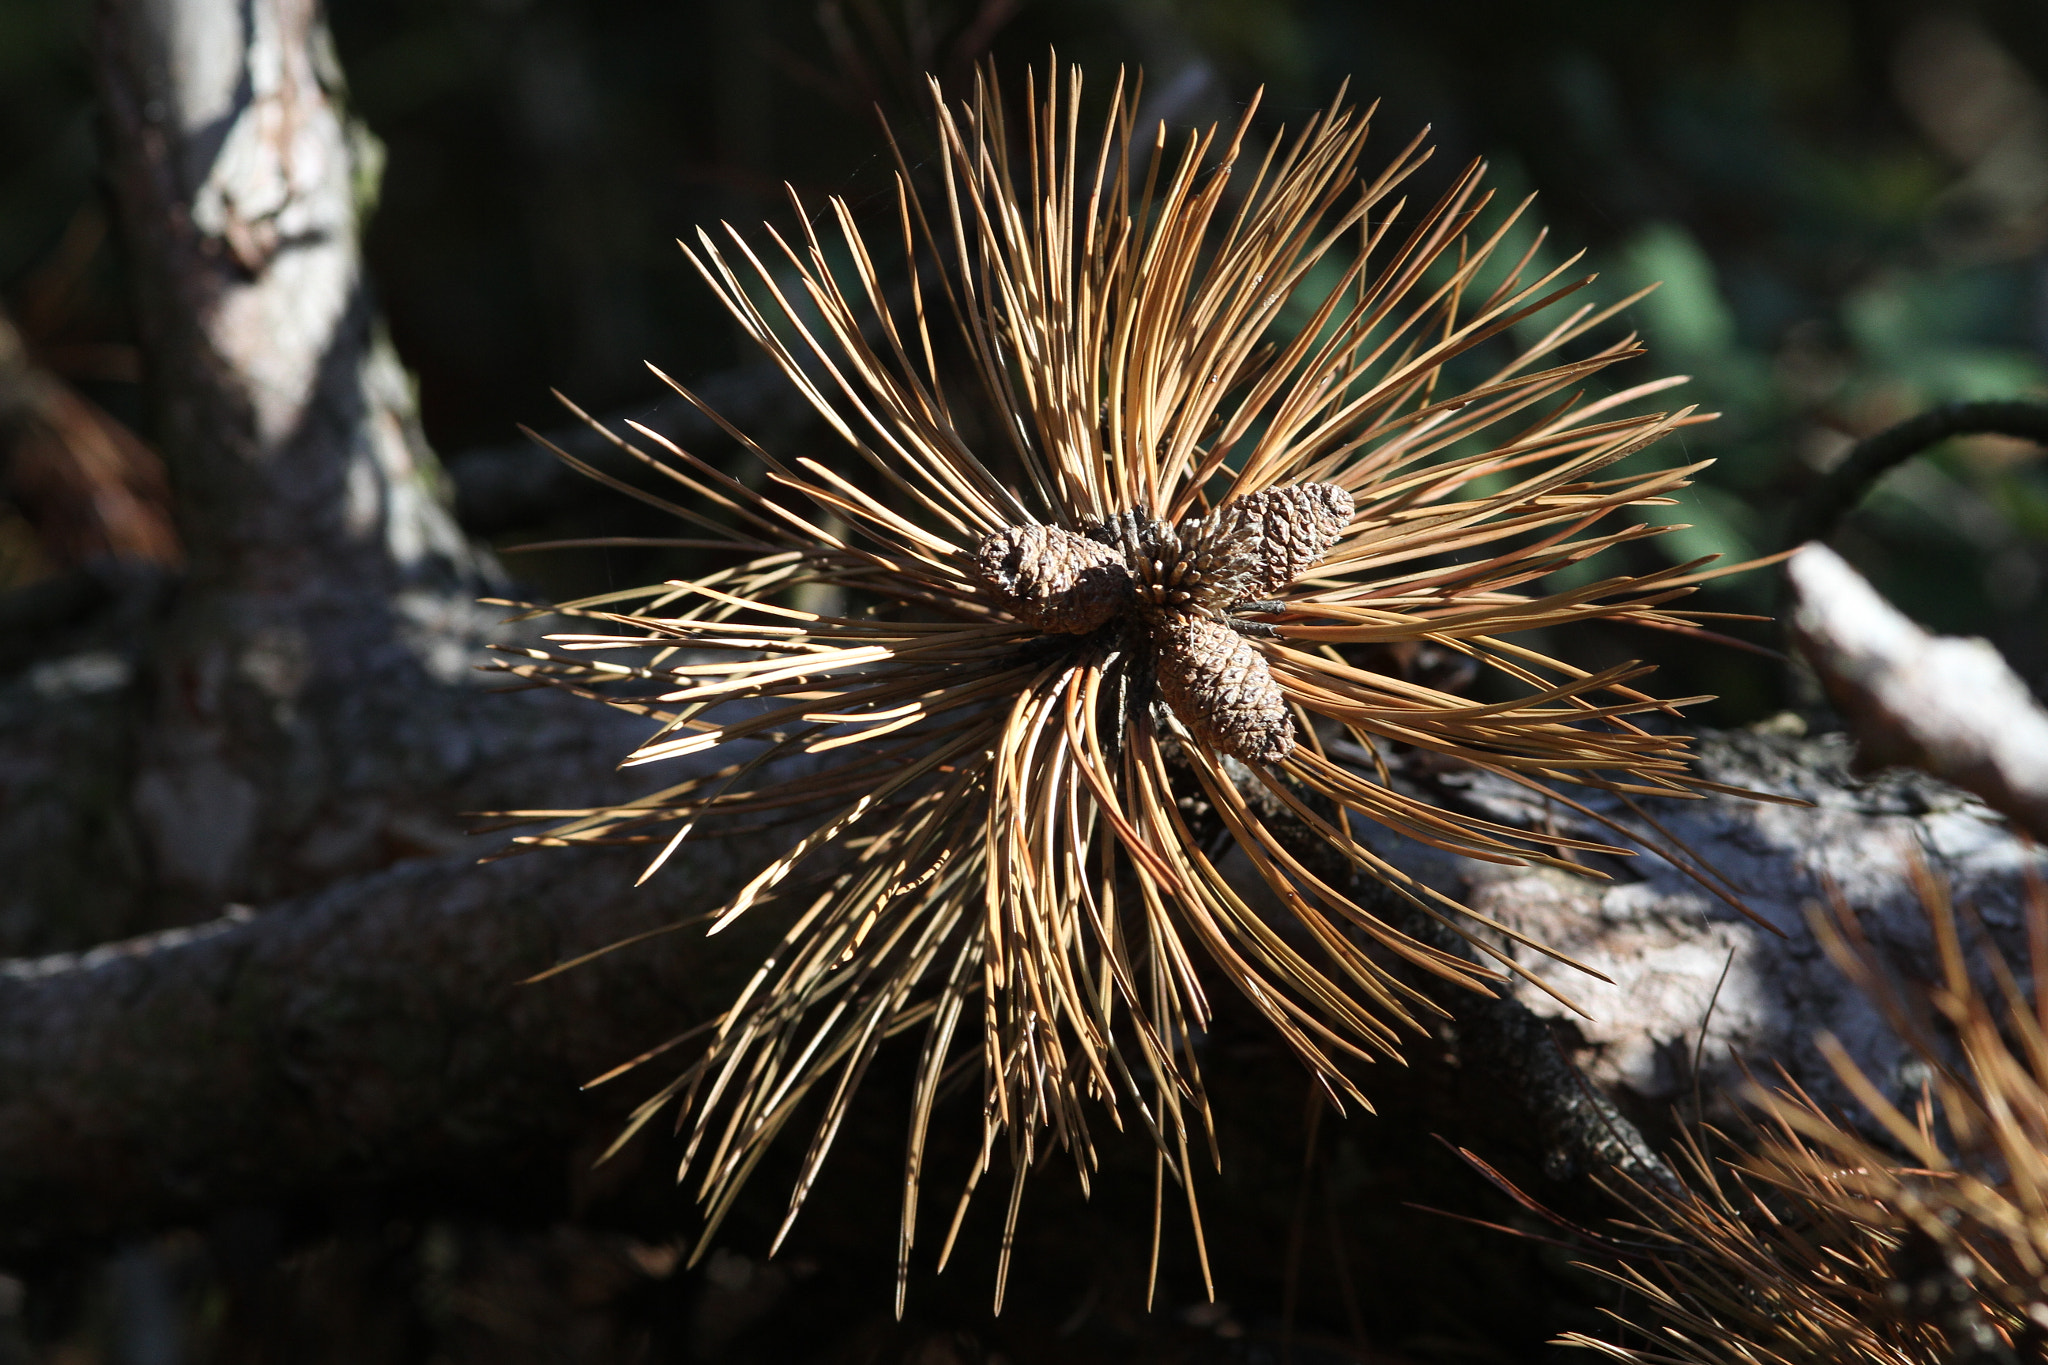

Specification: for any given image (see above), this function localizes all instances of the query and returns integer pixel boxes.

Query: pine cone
[1087,505,1265,615]
[1150,611,1297,763]
[1154,515,1266,613]
[1201,483,1353,595]
[975,523,1132,633]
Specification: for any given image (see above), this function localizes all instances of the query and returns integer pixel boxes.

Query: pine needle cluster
[494,65,1748,1308]
[1568,860,2048,1364]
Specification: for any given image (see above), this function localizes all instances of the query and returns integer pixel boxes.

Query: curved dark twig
[1787,400,2048,549]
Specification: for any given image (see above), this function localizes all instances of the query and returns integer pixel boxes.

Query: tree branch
[1789,541,2048,842]
[0,724,2037,1260]
[1349,725,2048,1140]
[0,837,748,1260]
[1785,399,2048,549]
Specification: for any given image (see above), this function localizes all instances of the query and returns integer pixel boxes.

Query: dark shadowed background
[3,0,2048,1361]
[10,0,2048,706]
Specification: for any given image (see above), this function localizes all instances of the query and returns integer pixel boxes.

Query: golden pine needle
[1566,858,2048,1363]
[494,64,1759,1312]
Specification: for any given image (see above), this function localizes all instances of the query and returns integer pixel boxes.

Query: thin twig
[1786,400,2048,549]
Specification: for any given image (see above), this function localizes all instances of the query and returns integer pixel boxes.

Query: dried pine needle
[492,63,1760,1315]
[1565,858,2048,1364]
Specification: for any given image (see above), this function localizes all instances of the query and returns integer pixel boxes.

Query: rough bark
[0,0,647,961]
[0,0,758,1269]
[0,839,756,1259]
[1390,726,2048,1131]
[89,0,507,910]
[1789,540,2048,842]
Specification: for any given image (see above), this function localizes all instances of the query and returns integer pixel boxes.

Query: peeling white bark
[1789,541,2048,842]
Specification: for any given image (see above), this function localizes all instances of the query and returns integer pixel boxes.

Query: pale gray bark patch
[1367,727,2047,1134]
[1791,541,2048,842]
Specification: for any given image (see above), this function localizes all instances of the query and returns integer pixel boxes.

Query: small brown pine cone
[975,523,1132,633]
[1206,483,1354,596]
[1150,611,1296,763]
[1151,512,1265,613]
[1091,509,1263,616]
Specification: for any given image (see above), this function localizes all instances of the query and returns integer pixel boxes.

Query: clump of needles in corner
[490,65,1758,1312]
[1566,859,2048,1364]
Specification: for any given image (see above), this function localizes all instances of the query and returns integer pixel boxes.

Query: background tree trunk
[0,0,645,960]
